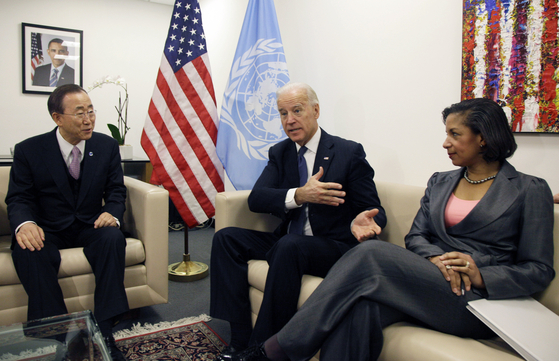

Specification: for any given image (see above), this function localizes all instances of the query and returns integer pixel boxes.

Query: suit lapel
[313,129,335,178]
[77,138,99,208]
[41,129,75,206]
[60,66,71,84]
[286,129,335,186]
[449,161,519,234]
[431,161,520,238]
[429,170,459,238]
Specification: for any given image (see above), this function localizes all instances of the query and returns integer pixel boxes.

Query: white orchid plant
[88,76,130,145]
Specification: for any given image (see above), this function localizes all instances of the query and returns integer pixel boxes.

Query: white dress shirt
[56,128,85,167]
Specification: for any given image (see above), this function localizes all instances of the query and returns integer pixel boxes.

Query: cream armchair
[0,166,169,326]
[215,181,559,361]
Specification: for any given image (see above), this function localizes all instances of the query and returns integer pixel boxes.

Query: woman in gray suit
[230,98,556,361]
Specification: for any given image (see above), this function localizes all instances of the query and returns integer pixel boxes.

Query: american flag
[141,0,224,228]
[30,32,43,80]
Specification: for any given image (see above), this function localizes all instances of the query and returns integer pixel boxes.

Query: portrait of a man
[22,23,82,94]
[32,38,75,87]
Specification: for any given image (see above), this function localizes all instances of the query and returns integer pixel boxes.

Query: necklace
[464,170,497,184]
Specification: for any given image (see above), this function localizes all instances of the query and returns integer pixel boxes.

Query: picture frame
[461,1,559,133]
[22,23,83,95]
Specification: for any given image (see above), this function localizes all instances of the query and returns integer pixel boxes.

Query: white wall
[2,0,559,193]
[0,0,171,160]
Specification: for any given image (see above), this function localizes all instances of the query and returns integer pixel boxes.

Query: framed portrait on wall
[22,23,83,95]
[461,1,559,133]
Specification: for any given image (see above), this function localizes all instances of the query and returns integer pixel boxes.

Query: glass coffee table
[0,310,111,360]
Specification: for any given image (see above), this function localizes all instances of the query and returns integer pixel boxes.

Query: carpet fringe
[113,314,212,340]
[0,345,57,361]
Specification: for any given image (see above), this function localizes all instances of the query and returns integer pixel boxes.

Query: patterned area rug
[114,315,227,360]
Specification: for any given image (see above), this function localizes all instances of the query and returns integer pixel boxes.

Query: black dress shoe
[103,335,126,360]
[237,343,270,361]
[217,345,239,360]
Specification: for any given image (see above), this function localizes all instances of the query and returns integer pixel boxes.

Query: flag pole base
[168,253,209,282]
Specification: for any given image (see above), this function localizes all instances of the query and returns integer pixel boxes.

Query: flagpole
[168,224,209,282]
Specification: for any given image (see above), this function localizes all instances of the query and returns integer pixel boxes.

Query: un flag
[216,0,290,190]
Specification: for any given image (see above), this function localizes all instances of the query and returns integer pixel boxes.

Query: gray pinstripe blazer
[405,161,555,299]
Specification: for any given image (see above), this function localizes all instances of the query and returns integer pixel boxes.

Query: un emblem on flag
[221,39,290,161]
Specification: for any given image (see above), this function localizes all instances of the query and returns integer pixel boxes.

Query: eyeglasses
[61,110,97,120]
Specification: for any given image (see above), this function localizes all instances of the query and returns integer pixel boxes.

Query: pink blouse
[444,193,479,228]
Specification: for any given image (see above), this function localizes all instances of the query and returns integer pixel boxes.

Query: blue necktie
[290,146,308,235]
[50,68,59,87]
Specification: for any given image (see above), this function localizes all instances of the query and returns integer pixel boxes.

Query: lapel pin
[324,157,329,160]
[89,152,93,156]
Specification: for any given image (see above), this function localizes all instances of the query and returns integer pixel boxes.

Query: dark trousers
[209,227,353,348]
[12,221,129,323]
[276,240,495,361]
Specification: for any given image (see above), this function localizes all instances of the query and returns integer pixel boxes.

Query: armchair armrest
[123,176,169,304]
[215,191,281,232]
[533,205,559,316]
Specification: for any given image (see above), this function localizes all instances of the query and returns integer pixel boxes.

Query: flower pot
[119,144,133,160]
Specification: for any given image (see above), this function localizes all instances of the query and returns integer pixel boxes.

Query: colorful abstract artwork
[461,0,559,133]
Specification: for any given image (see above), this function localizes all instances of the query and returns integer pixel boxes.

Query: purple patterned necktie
[69,146,81,179]
[289,146,308,235]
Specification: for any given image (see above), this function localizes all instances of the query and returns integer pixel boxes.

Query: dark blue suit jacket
[32,64,75,87]
[6,128,126,248]
[248,129,386,245]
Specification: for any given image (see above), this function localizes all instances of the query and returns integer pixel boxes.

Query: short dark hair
[48,38,66,50]
[442,98,517,163]
[47,84,87,116]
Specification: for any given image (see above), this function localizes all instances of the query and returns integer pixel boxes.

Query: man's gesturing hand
[294,166,345,206]
[351,209,382,242]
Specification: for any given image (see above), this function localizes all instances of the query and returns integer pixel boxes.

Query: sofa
[0,166,169,326]
[215,181,559,360]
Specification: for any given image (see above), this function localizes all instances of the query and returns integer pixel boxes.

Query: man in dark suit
[212,82,386,359]
[32,38,75,87]
[6,84,127,360]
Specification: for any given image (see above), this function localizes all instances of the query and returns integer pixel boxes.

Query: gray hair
[276,82,319,106]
